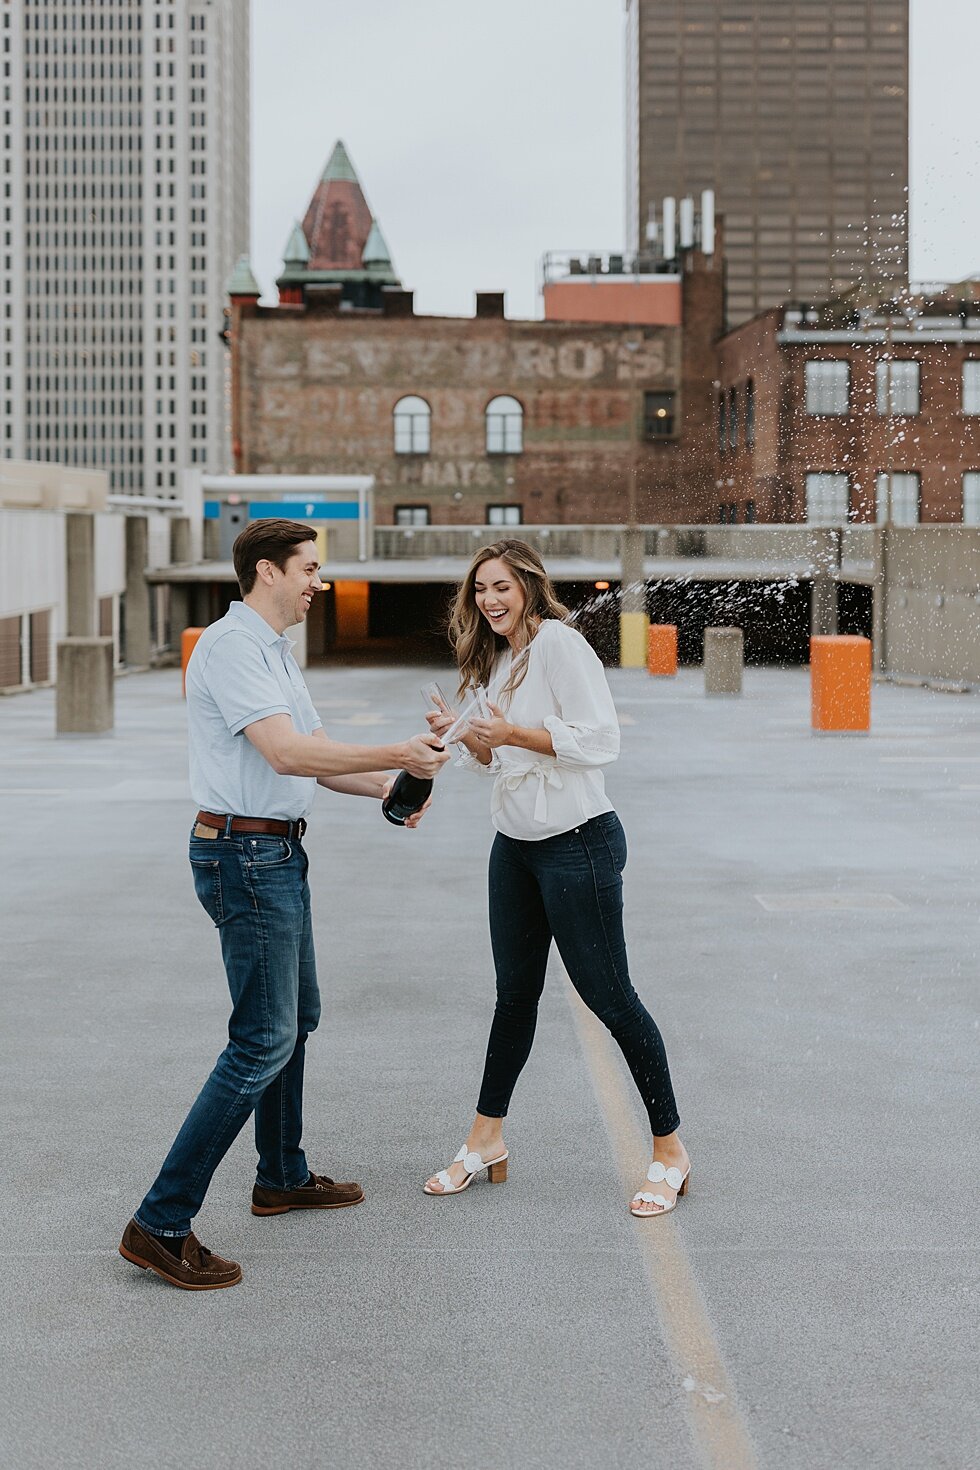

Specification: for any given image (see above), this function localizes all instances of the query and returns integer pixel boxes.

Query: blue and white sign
[248,501,360,521]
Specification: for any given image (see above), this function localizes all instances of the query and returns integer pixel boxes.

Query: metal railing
[372,524,877,568]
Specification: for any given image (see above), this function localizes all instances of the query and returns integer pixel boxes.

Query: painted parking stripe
[565,979,759,1470]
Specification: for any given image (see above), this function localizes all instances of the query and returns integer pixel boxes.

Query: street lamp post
[872,312,894,673]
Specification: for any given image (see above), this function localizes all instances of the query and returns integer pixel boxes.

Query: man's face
[275,541,322,626]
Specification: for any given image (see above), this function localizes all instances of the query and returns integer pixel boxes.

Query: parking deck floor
[1,662,977,1469]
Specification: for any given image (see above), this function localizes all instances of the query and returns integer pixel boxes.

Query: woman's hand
[467,702,514,750]
[425,709,456,741]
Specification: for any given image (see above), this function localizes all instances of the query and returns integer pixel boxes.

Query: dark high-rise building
[626,1,909,325]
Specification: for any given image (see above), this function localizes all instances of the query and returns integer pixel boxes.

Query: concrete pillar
[619,525,649,667]
[810,527,840,638]
[203,518,221,560]
[872,527,889,673]
[169,582,192,648]
[704,626,744,695]
[657,526,679,557]
[56,638,114,735]
[124,515,151,667]
[65,513,96,637]
[170,515,192,564]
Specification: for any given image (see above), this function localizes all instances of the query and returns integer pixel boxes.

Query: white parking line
[565,979,759,1470]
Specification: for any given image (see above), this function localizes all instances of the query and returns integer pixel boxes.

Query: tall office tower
[1,0,249,495]
[626,1,909,325]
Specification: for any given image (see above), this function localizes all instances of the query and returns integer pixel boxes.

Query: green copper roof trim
[321,139,359,184]
[226,255,261,296]
[362,219,393,271]
[282,221,310,266]
[307,267,400,285]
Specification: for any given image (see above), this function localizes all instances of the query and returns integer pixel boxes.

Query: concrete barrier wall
[884,527,980,682]
[0,508,67,624]
[372,522,877,571]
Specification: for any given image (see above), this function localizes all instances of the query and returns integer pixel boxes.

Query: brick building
[228,144,725,527]
[716,288,980,525]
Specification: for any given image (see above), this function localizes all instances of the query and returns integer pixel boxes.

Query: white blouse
[457,618,620,841]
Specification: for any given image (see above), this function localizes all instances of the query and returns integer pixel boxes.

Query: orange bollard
[647,623,678,677]
[810,635,871,733]
[181,627,205,697]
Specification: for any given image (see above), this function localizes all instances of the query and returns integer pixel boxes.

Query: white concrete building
[0,460,123,690]
[0,0,249,497]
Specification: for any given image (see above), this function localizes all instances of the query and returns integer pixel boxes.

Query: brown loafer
[119,1218,242,1291]
[251,1171,364,1215]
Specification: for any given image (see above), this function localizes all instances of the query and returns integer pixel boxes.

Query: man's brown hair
[232,519,318,595]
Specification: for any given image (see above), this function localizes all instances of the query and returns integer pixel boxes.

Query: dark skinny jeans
[477,811,680,1135]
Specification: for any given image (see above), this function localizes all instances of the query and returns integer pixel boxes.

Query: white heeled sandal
[630,1161,690,1217]
[423,1144,509,1196]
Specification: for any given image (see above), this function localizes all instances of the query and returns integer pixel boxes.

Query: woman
[423,540,688,1217]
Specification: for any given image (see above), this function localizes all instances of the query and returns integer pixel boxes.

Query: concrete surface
[1,663,978,1470]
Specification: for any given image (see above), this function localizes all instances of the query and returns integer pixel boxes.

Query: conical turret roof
[277,141,401,293]
[226,255,261,297]
[302,139,375,273]
[362,220,393,272]
[282,221,310,267]
[320,139,358,185]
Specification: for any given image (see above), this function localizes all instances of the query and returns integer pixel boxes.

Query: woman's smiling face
[474,558,527,644]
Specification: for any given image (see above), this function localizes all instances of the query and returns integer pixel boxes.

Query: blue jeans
[477,812,680,1136]
[135,827,320,1237]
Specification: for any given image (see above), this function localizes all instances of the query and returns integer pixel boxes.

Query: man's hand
[382,778,433,828]
[467,703,514,751]
[403,733,450,780]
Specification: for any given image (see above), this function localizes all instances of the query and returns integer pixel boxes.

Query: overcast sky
[251,0,980,317]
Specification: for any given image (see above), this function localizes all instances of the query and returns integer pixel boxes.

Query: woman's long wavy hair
[449,539,569,701]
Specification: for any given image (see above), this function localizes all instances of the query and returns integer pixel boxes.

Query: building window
[963,361,980,415]
[963,473,980,525]
[394,505,430,527]
[876,360,920,416]
[876,472,920,526]
[487,504,522,526]
[805,472,850,525]
[745,499,756,523]
[393,396,431,454]
[728,387,738,448]
[718,392,727,456]
[643,390,676,439]
[485,395,523,454]
[805,361,850,416]
[746,379,755,447]
[718,503,738,524]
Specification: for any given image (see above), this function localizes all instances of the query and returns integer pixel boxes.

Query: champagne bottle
[381,768,438,826]
[383,686,447,825]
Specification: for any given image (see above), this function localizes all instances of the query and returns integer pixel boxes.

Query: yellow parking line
[565,981,759,1470]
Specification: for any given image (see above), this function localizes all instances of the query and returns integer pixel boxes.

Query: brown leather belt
[195,810,307,839]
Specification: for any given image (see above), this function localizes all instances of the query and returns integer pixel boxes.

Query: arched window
[393,395,431,454]
[485,395,523,454]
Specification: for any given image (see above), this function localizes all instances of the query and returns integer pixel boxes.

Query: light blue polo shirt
[186,601,321,821]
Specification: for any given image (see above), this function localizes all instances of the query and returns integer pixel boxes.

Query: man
[119,520,447,1290]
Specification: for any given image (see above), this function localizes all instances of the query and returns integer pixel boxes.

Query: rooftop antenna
[701,189,716,256]
[679,196,695,250]
[662,197,677,261]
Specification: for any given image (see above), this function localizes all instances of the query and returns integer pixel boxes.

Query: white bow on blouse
[491,762,564,825]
